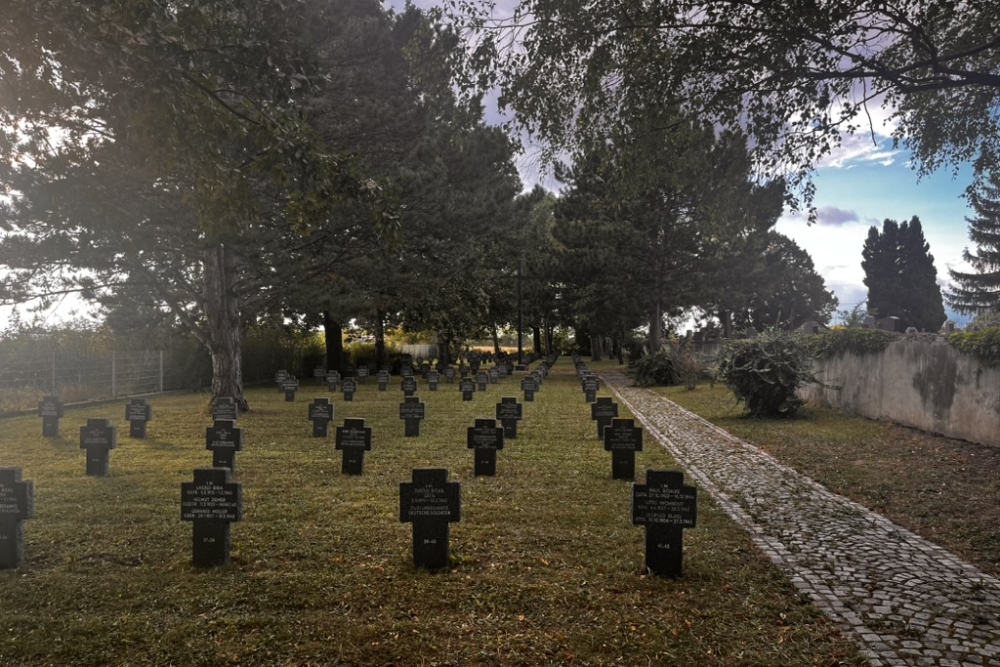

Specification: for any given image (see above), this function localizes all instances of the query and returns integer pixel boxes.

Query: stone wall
[800,335,1000,447]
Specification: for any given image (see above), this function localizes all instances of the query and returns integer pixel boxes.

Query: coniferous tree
[947,173,1000,315]
[862,216,946,331]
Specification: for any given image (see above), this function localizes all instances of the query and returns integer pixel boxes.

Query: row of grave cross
[4,457,695,575]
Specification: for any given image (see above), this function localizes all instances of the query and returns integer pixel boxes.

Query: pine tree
[862,217,946,331]
[947,173,1000,315]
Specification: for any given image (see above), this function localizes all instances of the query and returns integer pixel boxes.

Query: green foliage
[630,350,681,387]
[947,327,1000,368]
[805,328,897,359]
[717,330,815,418]
[453,0,1000,206]
[862,216,946,332]
[947,171,1000,314]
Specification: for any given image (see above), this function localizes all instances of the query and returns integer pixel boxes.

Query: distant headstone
[427,370,441,391]
[497,365,508,380]
[459,378,476,401]
[488,369,499,385]
[342,378,357,402]
[495,397,523,439]
[444,367,456,384]
[37,395,64,438]
[308,398,334,437]
[399,396,426,437]
[357,366,369,385]
[275,370,289,392]
[583,377,598,403]
[205,419,243,470]
[591,397,619,440]
[420,361,431,377]
[212,397,238,422]
[467,418,504,476]
[79,418,117,477]
[400,366,413,378]
[401,376,418,398]
[377,370,391,392]
[877,316,901,332]
[327,370,341,392]
[313,366,326,385]
[335,418,372,475]
[632,470,697,577]
[400,468,460,570]
[181,468,242,567]
[282,377,299,402]
[0,468,34,569]
[476,372,488,391]
[125,398,153,438]
[604,418,643,480]
[520,377,537,402]
[345,363,356,377]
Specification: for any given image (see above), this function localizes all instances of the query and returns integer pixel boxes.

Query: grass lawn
[655,376,1000,577]
[0,362,863,666]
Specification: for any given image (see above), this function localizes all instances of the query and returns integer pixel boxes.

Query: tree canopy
[452,0,1000,204]
[947,172,1000,315]
[862,216,945,331]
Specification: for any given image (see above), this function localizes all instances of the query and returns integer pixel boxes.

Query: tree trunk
[721,309,733,338]
[438,331,453,367]
[203,244,247,411]
[323,311,345,373]
[649,302,662,353]
[591,333,604,361]
[373,308,386,370]
[545,324,554,355]
[491,326,501,355]
[532,326,542,357]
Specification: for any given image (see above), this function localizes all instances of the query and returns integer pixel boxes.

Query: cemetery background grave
[0,361,865,667]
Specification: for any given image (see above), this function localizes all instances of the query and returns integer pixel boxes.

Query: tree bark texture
[323,311,345,373]
[203,244,248,411]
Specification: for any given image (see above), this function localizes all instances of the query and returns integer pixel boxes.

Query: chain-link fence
[0,347,211,413]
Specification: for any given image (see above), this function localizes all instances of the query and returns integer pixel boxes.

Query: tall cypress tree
[862,216,946,331]
[947,174,1000,315]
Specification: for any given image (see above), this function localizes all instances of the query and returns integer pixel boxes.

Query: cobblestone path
[604,372,1000,667]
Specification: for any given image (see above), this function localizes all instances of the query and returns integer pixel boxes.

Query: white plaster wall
[800,336,1000,447]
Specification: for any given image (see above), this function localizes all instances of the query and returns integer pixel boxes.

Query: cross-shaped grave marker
[282,377,300,402]
[342,377,357,402]
[357,366,369,385]
[520,377,537,402]
[400,468,461,569]
[275,369,289,393]
[399,396,426,437]
[377,370,391,392]
[313,366,327,385]
[475,371,488,392]
[79,418,117,476]
[327,370,341,392]
[308,398,335,437]
[125,398,153,438]
[335,418,372,475]
[459,378,476,401]
[206,419,243,470]
[495,397,523,439]
[212,397,239,422]
[632,470,697,577]
[444,367,456,384]
[427,370,441,391]
[181,468,242,567]
[37,395,64,438]
[604,418,643,481]
[0,468,34,569]
[591,397,619,441]
[401,376,418,398]
[582,376,599,403]
[467,418,504,476]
